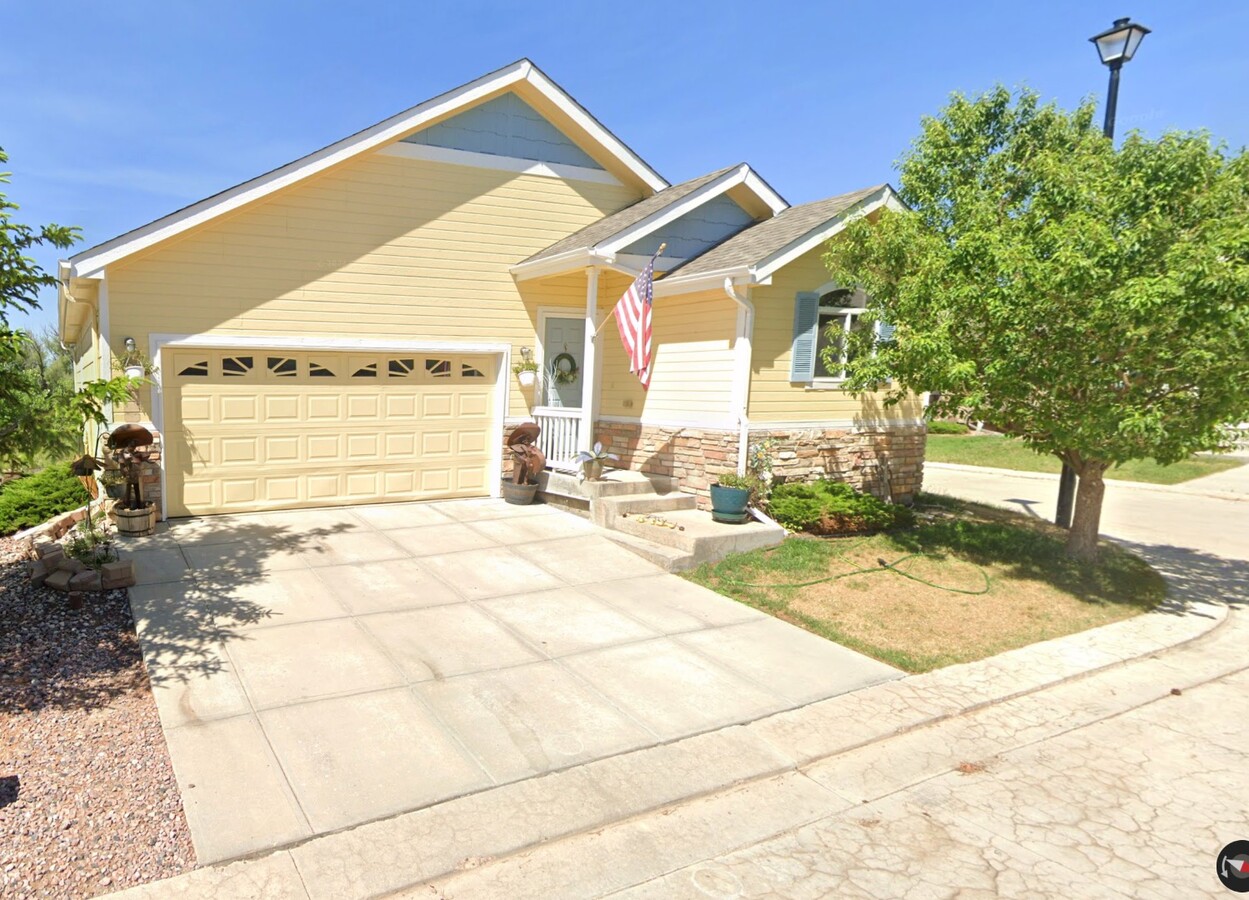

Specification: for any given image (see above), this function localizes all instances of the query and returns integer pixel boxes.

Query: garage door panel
[164,348,497,516]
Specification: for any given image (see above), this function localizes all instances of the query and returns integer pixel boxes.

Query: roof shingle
[663,184,887,278]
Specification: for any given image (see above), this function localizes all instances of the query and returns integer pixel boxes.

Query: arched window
[815,286,869,380]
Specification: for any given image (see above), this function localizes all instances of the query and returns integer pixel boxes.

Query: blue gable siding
[401,92,603,170]
[620,195,755,259]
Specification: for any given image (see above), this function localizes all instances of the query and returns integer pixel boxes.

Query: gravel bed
[0,536,194,897]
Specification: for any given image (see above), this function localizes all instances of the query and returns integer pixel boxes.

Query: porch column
[579,266,600,453]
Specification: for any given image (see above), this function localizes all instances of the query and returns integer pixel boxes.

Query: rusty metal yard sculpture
[503,422,545,504]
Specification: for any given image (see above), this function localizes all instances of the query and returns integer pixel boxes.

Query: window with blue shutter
[877,321,896,342]
[789,291,820,382]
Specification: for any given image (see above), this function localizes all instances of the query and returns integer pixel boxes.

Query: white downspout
[724,277,754,476]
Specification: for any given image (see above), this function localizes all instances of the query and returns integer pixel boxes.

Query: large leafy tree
[823,88,1249,561]
[1,148,133,471]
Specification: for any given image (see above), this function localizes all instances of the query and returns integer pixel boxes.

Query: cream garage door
[162,348,496,516]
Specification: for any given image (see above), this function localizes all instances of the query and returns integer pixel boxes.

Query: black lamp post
[1055,16,1151,530]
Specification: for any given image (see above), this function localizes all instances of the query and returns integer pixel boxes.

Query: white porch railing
[534,407,581,472]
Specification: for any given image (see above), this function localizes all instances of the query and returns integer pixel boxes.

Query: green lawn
[925,434,1245,485]
[685,495,1163,673]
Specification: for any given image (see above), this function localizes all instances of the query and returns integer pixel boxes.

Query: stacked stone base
[25,541,138,609]
[592,421,925,507]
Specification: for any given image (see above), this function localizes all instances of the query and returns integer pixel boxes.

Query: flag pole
[592,243,665,338]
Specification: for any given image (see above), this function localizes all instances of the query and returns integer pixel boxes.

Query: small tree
[823,87,1249,561]
[1,148,135,469]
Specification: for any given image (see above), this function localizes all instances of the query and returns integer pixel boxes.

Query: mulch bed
[0,536,194,897]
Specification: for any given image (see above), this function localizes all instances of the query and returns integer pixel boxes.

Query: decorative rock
[60,558,88,575]
[45,569,74,593]
[69,570,103,592]
[34,541,61,560]
[101,560,137,590]
[26,558,50,585]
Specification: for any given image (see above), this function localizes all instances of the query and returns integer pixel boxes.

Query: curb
[107,592,1230,900]
[923,461,1248,502]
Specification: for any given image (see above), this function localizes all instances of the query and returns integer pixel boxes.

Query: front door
[542,316,585,408]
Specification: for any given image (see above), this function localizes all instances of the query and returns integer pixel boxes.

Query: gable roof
[655,184,901,293]
[512,162,788,280]
[66,59,668,278]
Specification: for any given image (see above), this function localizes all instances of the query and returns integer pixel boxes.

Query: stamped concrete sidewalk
[119,499,898,865]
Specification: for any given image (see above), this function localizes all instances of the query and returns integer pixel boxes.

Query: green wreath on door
[549,352,579,385]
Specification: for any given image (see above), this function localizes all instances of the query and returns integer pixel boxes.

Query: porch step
[592,491,698,529]
[598,530,694,572]
[610,508,785,571]
[538,468,680,503]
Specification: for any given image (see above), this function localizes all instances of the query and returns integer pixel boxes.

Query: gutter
[723,276,755,476]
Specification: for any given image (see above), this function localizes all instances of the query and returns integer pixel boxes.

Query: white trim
[615,252,687,273]
[747,419,926,431]
[98,275,113,422]
[376,142,622,185]
[598,165,762,256]
[524,64,667,193]
[753,187,895,281]
[510,248,607,281]
[652,266,759,298]
[597,414,737,431]
[149,333,511,518]
[67,59,667,277]
[580,267,600,453]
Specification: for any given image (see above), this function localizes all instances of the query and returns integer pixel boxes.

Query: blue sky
[6,1,1248,333]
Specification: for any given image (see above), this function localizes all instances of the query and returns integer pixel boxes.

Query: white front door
[541,316,585,409]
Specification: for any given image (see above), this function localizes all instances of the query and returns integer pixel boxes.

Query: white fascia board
[652,266,756,298]
[525,64,667,193]
[69,59,667,278]
[596,165,751,257]
[753,188,891,282]
[149,333,511,354]
[509,248,607,281]
[741,169,789,215]
[377,142,623,185]
[614,252,687,274]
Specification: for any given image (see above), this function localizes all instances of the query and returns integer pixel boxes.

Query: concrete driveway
[122,500,899,864]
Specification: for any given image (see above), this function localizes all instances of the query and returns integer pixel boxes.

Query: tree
[822,87,1249,561]
[1,148,134,470]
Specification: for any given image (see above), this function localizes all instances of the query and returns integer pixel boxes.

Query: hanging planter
[517,369,536,388]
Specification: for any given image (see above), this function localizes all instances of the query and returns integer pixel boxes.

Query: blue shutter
[789,291,820,382]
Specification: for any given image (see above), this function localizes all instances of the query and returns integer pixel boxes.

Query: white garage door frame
[148,333,512,520]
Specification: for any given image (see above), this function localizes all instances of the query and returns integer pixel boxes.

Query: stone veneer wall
[593,421,926,507]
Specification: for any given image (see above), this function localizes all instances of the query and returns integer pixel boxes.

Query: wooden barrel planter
[114,503,157,537]
[501,481,538,505]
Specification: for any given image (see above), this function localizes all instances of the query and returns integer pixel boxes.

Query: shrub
[927,420,970,435]
[768,479,914,535]
[0,463,91,536]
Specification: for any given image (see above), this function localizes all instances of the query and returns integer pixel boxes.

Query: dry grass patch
[684,494,1165,673]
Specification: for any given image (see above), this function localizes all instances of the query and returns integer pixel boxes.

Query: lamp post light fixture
[1054,17,1151,531]
[1089,17,1151,139]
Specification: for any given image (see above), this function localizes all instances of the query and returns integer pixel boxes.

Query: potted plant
[575,441,619,481]
[98,467,127,501]
[502,422,545,504]
[512,356,539,388]
[709,473,759,524]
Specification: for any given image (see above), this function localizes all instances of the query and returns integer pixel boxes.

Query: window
[814,288,868,381]
[352,362,379,378]
[789,285,887,386]
[222,355,254,376]
[309,361,336,378]
[178,361,209,377]
[424,358,451,378]
[461,363,485,378]
[388,358,416,377]
[267,356,297,377]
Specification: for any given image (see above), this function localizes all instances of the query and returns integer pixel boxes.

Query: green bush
[768,479,913,535]
[0,463,91,536]
[927,420,970,435]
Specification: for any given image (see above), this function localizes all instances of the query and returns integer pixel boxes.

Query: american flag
[614,253,656,389]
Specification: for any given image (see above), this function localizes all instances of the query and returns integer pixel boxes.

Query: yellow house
[57,59,924,520]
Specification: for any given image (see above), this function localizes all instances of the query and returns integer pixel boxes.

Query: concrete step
[539,468,680,502]
[598,529,693,572]
[592,491,698,528]
[611,507,785,569]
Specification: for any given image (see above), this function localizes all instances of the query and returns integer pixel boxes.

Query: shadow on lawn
[0,517,355,714]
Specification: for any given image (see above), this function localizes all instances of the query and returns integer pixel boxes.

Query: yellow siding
[748,245,922,424]
[106,152,640,421]
[600,288,735,425]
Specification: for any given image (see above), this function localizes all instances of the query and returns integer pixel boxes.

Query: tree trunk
[1065,462,1108,562]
